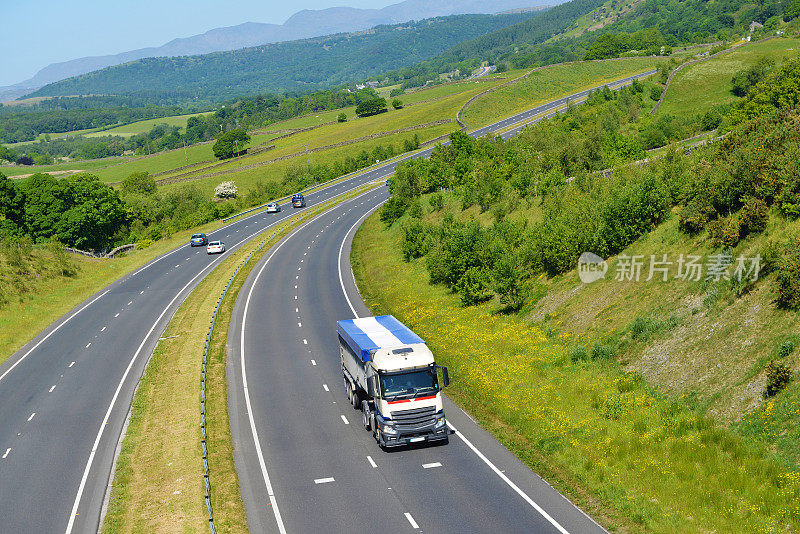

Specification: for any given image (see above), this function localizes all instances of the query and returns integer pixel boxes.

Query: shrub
[337,113,347,123]
[778,339,797,359]
[679,199,715,234]
[214,181,237,199]
[649,85,663,102]
[708,215,740,248]
[456,266,492,306]
[775,238,800,309]
[764,361,792,397]
[592,343,615,360]
[739,197,769,236]
[389,88,404,97]
[48,238,77,277]
[400,219,432,261]
[379,196,408,227]
[392,99,403,110]
[408,199,423,219]
[570,345,589,363]
[429,192,444,211]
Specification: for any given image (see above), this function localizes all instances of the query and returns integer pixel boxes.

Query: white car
[206,241,225,254]
[266,202,281,213]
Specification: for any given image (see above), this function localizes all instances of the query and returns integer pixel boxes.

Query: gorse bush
[775,238,800,310]
[764,361,792,398]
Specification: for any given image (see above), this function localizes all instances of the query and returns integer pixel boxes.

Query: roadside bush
[775,238,800,309]
[708,215,740,248]
[408,199,423,219]
[764,361,792,397]
[456,266,492,305]
[738,197,769,236]
[400,219,433,261]
[48,238,77,277]
[379,196,408,227]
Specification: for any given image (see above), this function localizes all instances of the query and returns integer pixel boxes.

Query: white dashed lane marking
[85,343,91,349]
[27,413,35,422]
[49,385,56,393]
[340,415,349,425]
[322,384,329,391]
[405,513,420,529]
[314,477,335,484]
[311,360,317,366]
[2,448,9,459]
[69,361,75,367]
[367,456,377,468]
[422,462,442,469]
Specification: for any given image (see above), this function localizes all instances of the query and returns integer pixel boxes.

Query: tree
[0,173,25,234]
[121,171,157,196]
[337,112,347,122]
[392,99,403,109]
[355,98,388,117]
[213,129,250,160]
[214,181,238,199]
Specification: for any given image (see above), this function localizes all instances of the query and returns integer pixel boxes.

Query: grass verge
[101,184,377,532]
[352,211,800,533]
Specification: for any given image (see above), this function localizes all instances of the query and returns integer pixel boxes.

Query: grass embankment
[461,58,666,128]
[352,211,800,533]
[660,38,800,117]
[0,216,233,366]
[101,184,376,533]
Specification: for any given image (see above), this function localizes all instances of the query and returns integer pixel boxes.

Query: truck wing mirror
[438,365,450,388]
[367,376,377,397]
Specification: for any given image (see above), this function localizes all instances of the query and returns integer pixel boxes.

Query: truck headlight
[381,424,398,435]
[434,415,446,428]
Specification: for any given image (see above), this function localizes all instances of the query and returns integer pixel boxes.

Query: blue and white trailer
[338,315,450,448]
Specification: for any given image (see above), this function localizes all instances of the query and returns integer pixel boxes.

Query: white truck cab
[338,315,450,448]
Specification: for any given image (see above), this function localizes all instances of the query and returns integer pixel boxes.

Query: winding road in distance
[0,69,654,533]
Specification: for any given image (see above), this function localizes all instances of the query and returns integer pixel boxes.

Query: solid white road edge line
[64,215,289,534]
[337,201,387,318]
[0,290,109,385]
[447,421,569,534]
[336,195,571,534]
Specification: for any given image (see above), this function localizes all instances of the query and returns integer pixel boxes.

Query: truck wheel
[351,389,360,409]
[361,401,371,431]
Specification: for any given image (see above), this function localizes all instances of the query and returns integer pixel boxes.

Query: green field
[659,38,800,117]
[84,111,213,138]
[461,57,666,127]
[0,158,127,178]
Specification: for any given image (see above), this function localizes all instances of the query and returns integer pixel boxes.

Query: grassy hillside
[84,111,213,138]
[351,57,800,531]
[660,38,800,117]
[460,57,664,127]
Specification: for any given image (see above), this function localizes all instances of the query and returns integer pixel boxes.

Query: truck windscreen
[381,369,438,399]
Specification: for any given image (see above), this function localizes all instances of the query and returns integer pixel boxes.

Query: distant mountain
[1,0,549,100]
[28,13,540,102]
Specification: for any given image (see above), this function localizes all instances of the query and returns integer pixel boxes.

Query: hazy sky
[0,0,397,86]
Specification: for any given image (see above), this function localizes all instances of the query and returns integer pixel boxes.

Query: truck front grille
[391,406,436,428]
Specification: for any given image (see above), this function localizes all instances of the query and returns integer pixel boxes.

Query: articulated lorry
[338,315,450,448]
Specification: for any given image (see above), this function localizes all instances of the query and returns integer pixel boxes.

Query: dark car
[292,193,306,208]
[190,233,208,246]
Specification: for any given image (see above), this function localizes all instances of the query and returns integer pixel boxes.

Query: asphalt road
[0,69,654,533]
[228,188,606,533]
